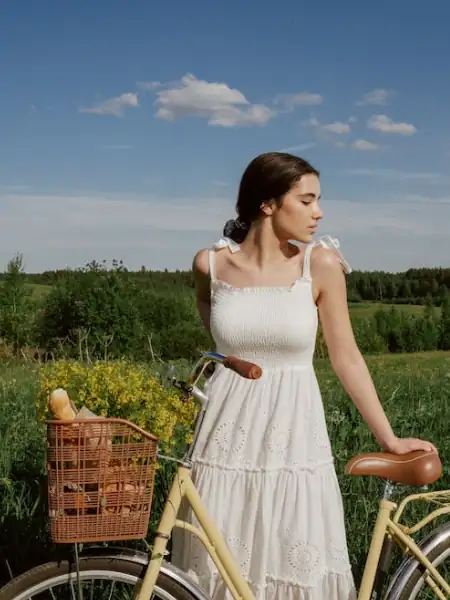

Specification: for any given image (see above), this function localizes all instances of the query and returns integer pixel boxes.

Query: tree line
[0,254,450,362]
[2,261,450,305]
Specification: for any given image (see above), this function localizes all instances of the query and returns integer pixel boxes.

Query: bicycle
[0,350,448,600]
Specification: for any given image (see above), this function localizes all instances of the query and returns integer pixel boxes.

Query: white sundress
[171,237,356,600]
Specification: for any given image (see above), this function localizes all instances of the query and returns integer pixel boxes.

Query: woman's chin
[287,230,318,244]
[296,231,316,243]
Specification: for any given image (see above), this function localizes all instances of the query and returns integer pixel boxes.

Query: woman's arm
[312,247,437,455]
[192,249,212,332]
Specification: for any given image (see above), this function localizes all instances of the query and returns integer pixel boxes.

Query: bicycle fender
[81,546,210,600]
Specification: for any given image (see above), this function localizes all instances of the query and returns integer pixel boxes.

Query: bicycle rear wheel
[396,535,450,599]
[0,556,199,600]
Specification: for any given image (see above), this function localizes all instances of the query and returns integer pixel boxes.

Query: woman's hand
[383,436,438,455]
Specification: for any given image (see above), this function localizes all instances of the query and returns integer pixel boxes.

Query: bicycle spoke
[69,580,77,600]
[107,581,116,600]
[49,588,57,600]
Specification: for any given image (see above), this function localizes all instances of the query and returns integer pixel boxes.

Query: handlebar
[168,350,263,397]
[168,351,263,461]
[223,355,262,379]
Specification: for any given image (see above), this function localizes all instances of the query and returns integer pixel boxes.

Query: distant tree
[419,301,439,351]
[439,291,450,350]
[401,280,412,301]
[0,254,35,355]
[431,278,439,298]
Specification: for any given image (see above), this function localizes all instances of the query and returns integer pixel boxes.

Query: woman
[171,152,436,600]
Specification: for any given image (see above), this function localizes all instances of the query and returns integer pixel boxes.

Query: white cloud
[302,117,353,141]
[154,73,274,127]
[137,81,163,90]
[79,93,139,117]
[367,114,417,135]
[357,88,395,106]
[278,142,317,153]
[315,197,450,271]
[402,194,450,205]
[351,139,379,151]
[274,92,323,110]
[321,197,447,235]
[0,192,234,271]
[302,117,320,128]
[1,190,449,273]
[322,121,351,134]
[346,168,449,184]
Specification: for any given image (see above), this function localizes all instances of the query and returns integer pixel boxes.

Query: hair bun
[223,219,238,237]
[223,219,249,243]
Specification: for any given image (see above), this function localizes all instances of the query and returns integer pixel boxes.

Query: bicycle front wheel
[0,556,200,600]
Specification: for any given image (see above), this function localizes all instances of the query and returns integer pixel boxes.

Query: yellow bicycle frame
[134,466,450,600]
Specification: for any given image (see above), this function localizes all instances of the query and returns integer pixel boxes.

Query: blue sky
[1,0,449,272]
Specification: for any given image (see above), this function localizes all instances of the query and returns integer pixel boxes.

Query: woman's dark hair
[223,152,319,243]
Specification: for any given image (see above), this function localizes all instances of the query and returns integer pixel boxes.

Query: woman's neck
[238,222,295,269]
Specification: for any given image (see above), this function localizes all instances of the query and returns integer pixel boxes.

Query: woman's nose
[313,206,324,220]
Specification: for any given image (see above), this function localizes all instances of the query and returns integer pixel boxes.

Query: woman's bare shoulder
[310,244,349,299]
[192,249,212,301]
[192,248,210,277]
[194,245,234,278]
[311,244,343,272]
[310,238,351,275]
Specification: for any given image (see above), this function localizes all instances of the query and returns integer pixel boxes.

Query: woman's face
[265,174,323,243]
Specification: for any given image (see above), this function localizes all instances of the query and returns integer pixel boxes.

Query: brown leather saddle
[345,450,442,487]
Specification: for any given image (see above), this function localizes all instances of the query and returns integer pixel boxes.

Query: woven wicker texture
[47,418,158,543]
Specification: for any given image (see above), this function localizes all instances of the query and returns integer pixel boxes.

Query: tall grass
[0,362,49,582]
[0,352,449,587]
[317,351,450,581]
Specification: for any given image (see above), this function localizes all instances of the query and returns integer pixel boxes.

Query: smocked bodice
[208,238,319,368]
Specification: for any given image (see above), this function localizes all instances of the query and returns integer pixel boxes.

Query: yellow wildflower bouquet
[37,359,196,449]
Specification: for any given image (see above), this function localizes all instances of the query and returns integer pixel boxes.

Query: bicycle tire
[0,556,199,600]
[396,535,450,599]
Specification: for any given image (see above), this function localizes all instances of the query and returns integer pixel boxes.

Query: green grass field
[0,351,449,586]
[348,301,439,318]
[25,283,52,299]
[0,283,52,301]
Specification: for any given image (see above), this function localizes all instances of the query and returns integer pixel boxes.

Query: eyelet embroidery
[264,425,292,457]
[213,420,246,455]
[227,536,251,573]
[312,427,330,450]
[286,541,321,585]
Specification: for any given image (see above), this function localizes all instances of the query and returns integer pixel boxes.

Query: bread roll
[48,388,76,420]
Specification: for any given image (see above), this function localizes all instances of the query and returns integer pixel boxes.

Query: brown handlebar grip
[223,356,263,379]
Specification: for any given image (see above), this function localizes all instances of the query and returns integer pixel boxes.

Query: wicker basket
[46,418,158,543]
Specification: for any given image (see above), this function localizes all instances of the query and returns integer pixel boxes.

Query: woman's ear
[260,200,275,216]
